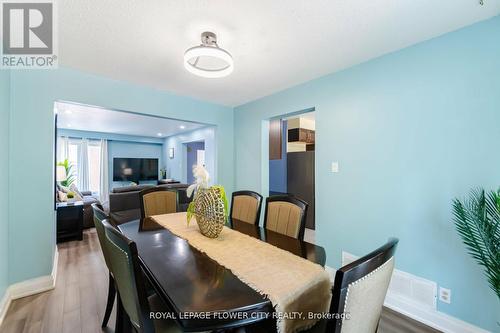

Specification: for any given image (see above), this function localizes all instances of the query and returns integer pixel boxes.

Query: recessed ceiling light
[179,125,186,130]
[157,133,163,137]
[65,110,72,114]
[67,124,72,128]
[184,32,234,78]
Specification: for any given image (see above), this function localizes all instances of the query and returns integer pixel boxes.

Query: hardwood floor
[1,229,440,333]
[1,229,115,333]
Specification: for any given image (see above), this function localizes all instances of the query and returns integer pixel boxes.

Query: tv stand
[158,179,181,185]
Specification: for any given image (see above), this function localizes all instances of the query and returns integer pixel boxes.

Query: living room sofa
[108,185,154,225]
[108,184,192,225]
[81,191,101,228]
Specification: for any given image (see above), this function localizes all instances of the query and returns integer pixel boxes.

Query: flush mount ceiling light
[184,32,233,78]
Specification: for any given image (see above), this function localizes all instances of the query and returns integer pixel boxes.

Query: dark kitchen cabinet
[287,151,315,229]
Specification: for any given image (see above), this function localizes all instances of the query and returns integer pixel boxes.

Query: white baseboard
[0,288,12,327]
[0,248,58,327]
[384,292,489,333]
[325,265,489,333]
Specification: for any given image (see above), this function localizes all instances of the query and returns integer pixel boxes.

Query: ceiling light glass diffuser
[184,32,233,78]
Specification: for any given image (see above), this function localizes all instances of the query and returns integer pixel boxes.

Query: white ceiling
[59,0,500,106]
[56,102,207,138]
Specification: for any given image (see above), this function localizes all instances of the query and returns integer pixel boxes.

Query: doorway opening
[268,111,316,231]
[184,141,206,184]
[53,100,216,241]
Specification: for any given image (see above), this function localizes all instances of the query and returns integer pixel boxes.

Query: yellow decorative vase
[193,187,225,238]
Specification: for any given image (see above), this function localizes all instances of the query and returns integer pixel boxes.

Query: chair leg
[116,293,132,333]
[101,272,116,328]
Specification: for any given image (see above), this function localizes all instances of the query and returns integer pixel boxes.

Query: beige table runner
[153,212,332,333]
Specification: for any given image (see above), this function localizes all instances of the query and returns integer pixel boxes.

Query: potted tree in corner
[452,188,500,302]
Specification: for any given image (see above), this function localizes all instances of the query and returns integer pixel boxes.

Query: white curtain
[57,136,69,162]
[78,139,90,191]
[99,139,109,204]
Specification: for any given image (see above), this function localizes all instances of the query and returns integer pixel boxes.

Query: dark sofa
[80,191,101,228]
[108,185,154,225]
[108,184,192,225]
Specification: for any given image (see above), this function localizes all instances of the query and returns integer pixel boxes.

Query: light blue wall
[164,126,216,184]
[234,17,500,331]
[58,129,165,189]
[0,70,10,299]
[7,67,233,285]
[109,141,163,189]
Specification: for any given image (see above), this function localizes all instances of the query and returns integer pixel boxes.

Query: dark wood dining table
[118,217,327,332]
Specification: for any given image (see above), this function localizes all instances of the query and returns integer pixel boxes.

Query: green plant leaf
[57,158,76,187]
[453,188,500,300]
[186,201,196,226]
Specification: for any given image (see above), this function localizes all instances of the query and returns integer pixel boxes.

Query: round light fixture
[184,32,233,78]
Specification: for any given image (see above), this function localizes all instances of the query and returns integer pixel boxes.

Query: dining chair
[139,187,178,230]
[102,218,184,333]
[246,238,399,333]
[263,195,308,240]
[229,190,263,225]
[309,238,399,333]
[91,203,116,328]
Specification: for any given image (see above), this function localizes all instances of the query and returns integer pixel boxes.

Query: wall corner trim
[0,248,58,326]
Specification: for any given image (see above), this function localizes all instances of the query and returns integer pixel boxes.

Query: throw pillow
[69,183,84,199]
[58,191,68,202]
[59,185,70,193]
[72,191,83,201]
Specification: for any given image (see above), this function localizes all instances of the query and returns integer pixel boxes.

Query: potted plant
[160,167,167,179]
[57,159,76,187]
[452,188,500,300]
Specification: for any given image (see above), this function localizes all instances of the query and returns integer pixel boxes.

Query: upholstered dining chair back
[140,187,178,217]
[103,220,154,333]
[263,195,308,240]
[230,190,263,225]
[91,203,112,269]
[328,238,398,333]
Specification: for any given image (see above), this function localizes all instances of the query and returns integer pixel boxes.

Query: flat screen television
[113,158,159,182]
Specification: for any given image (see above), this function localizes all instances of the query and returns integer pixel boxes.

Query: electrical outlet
[439,287,451,304]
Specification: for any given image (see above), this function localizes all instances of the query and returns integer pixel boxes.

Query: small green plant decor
[452,188,500,300]
[57,159,76,187]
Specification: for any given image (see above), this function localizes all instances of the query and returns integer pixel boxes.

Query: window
[58,137,102,194]
[68,142,79,187]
